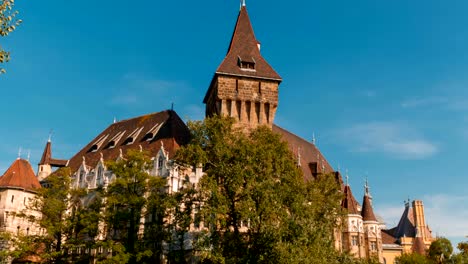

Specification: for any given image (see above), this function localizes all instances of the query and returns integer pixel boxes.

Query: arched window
[158,156,164,169]
[96,167,103,186]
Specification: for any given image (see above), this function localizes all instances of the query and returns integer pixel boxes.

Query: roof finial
[364,177,370,196]
[240,0,246,8]
[312,132,316,145]
[345,169,349,186]
[171,102,174,111]
[48,129,53,142]
[27,150,30,161]
[18,147,22,159]
[113,117,117,124]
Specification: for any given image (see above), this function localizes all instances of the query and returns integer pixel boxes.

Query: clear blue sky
[2,0,468,244]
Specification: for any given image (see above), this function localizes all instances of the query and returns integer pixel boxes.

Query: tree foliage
[175,116,345,264]
[396,252,431,264]
[101,149,169,264]
[0,0,22,73]
[428,237,453,264]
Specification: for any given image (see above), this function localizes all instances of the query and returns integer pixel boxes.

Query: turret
[203,4,282,129]
[37,138,68,181]
[361,179,382,261]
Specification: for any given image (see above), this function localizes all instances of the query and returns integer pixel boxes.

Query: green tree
[175,116,344,264]
[451,241,468,264]
[428,237,453,264]
[396,252,431,264]
[458,241,468,255]
[0,0,22,74]
[101,149,169,264]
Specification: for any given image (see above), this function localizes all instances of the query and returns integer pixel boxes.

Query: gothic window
[158,156,164,169]
[79,170,85,184]
[351,235,358,246]
[97,167,103,186]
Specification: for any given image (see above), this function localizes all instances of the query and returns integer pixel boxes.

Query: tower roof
[215,6,281,80]
[0,159,41,191]
[341,185,359,214]
[39,140,52,165]
[361,193,377,221]
[38,140,68,167]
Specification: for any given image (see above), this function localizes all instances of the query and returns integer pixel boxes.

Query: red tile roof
[0,159,41,191]
[39,141,68,167]
[66,110,190,173]
[381,230,398,245]
[272,125,335,181]
[341,185,359,214]
[361,194,377,221]
[217,6,281,80]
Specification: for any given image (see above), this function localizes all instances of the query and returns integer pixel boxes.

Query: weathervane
[240,0,246,9]
[48,129,53,142]
[345,169,349,186]
[364,177,370,195]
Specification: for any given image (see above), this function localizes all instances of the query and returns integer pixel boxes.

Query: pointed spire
[210,4,281,82]
[39,140,52,165]
[341,184,359,214]
[361,179,377,221]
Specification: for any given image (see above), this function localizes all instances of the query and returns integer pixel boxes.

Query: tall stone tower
[203,3,282,129]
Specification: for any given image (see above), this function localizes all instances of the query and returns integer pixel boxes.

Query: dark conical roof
[342,185,359,214]
[361,194,377,221]
[215,6,281,80]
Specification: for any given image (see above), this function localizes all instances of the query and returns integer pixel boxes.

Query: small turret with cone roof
[37,135,68,181]
[361,178,377,222]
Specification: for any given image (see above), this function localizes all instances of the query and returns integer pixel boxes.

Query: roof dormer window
[238,56,256,71]
[88,134,109,153]
[142,123,164,142]
[123,127,143,146]
[104,131,126,149]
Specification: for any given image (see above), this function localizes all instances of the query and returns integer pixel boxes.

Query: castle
[0,3,434,263]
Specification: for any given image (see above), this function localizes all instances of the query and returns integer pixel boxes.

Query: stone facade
[205,75,279,129]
